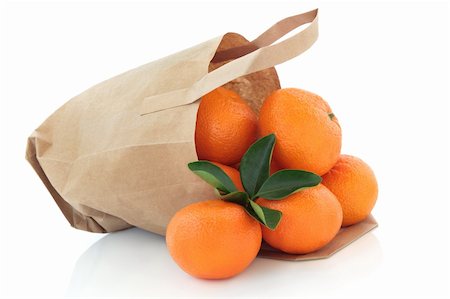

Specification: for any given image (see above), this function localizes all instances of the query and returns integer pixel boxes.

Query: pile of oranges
[166,87,378,280]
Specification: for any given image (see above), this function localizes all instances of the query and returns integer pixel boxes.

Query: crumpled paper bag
[26,9,377,260]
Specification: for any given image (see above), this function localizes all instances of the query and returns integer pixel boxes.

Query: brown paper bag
[26,9,377,260]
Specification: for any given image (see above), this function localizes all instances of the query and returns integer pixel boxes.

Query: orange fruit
[257,184,342,254]
[195,87,258,165]
[212,162,244,191]
[166,199,262,279]
[259,88,342,175]
[322,154,378,227]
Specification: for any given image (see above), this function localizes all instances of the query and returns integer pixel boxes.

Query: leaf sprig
[188,134,321,230]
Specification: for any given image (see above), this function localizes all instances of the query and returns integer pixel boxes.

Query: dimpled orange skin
[322,155,378,227]
[212,162,244,191]
[257,184,343,254]
[166,199,262,279]
[195,87,258,165]
[259,88,342,175]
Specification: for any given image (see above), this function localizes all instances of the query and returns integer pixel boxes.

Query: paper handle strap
[141,9,318,115]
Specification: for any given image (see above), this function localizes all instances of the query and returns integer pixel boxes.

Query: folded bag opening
[140,8,318,115]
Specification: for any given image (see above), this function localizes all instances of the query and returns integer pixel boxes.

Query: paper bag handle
[141,9,318,115]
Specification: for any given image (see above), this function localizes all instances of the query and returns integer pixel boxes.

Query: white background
[1,1,449,298]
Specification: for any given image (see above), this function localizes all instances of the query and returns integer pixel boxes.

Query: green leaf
[255,169,322,200]
[188,161,237,194]
[246,200,282,230]
[221,191,249,206]
[240,134,276,198]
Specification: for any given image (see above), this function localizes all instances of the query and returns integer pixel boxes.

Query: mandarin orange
[322,154,378,226]
[166,199,262,279]
[259,88,341,175]
[257,184,342,254]
[195,87,258,165]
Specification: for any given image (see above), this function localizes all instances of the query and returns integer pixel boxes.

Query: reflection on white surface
[66,228,382,298]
